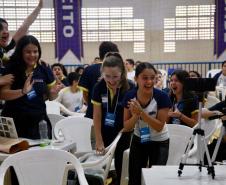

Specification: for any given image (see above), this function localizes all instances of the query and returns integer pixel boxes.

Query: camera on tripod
[184,78,217,101]
[184,78,216,92]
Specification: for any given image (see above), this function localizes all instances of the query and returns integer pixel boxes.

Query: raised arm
[12,0,43,43]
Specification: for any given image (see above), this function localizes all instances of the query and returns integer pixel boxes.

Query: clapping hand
[22,73,34,94]
[128,99,143,116]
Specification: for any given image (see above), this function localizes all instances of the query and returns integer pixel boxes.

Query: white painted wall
[40,0,217,64]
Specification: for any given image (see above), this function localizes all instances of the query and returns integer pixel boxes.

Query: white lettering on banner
[62,0,74,38]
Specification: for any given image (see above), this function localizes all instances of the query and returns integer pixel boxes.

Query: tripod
[178,98,215,179]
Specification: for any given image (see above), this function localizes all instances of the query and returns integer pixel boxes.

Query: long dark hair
[102,52,129,93]
[10,35,41,69]
[169,70,196,116]
[135,62,157,77]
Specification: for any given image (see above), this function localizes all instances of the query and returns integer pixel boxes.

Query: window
[0,0,55,42]
[82,7,145,53]
[164,4,215,52]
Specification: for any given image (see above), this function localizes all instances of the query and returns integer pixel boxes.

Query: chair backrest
[206,69,221,78]
[188,118,221,158]
[46,100,85,116]
[0,149,88,185]
[120,148,130,185]
[46,100,61,115]
[204,95,220,109]
[80,133,122,183]
[167,124,193,165]
[47,113,65,137]
[54,116,93,152]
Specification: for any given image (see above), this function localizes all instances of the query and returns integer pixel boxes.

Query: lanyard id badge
[104,87,120,128]
[27,87,37,100]
[139,127,151,143]
[104,112,116,127]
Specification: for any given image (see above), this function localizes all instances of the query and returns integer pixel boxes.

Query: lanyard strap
[106,87,120,115]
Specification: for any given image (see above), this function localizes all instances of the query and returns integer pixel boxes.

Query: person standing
[123,62,171,185]
[78,41,119,119]
[92,52,134,185]
[0,35,59,139]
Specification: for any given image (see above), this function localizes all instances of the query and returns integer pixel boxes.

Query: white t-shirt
[127,70,135,81]
[217,74,226,86]
[55,87,83,112]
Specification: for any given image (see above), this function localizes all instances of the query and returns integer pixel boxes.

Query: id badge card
[104,112,115,127]
[27,88,37,100]
[139,127,151,143]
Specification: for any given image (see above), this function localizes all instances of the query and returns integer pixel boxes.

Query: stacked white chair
[0,149,88,185]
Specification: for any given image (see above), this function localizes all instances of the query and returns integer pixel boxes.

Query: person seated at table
[51,63,69,87]
[0,35,60,139]
[167,70,198,127]
[214,60,226,86]
[55,72,85,113]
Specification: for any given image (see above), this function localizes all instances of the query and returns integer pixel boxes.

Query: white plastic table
[0,139,76,162]
[142,165,226,185]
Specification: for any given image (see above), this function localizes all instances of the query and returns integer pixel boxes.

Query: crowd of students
[1,2,226,184]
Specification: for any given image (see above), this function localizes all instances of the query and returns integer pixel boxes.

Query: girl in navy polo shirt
[0,35,59,139]
[168,70,198,127]
[123,62,171,185]
[92,52,134,185]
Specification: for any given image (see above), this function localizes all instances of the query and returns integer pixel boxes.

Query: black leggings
[128,135,169,185]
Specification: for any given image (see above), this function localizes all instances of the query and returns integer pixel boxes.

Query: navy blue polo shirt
[123,88,172,140]
[3,62,55,114]
[78,63,102,118]
[169,96,198,126]
[91,79,134,146]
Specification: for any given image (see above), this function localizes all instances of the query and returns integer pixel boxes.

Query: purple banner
[214,0,226,58]
[54,0,83,61]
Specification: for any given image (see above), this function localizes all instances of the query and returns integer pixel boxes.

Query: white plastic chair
[206,69,221,78]
[166,124,193,165]
[120,148,130,185]
[54,116,93,152]
[80,133,122,184]
[204,95,220,109]
[47,113,65,137]
[46,100,85,117]
[188,118,221,160]
[0,149,88,185]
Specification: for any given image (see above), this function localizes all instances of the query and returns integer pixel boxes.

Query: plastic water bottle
[39,120,49,146]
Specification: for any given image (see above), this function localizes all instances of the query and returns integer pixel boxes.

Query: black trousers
[128,135,169,185]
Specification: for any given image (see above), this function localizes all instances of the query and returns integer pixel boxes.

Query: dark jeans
[128,135,169,185]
